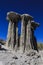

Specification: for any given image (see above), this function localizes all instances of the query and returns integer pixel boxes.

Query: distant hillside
[38,43,43,50]
[0,39,6,45]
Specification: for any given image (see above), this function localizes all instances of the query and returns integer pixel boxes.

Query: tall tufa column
[20,16,25,52]
[31,21,39,51]
[25,14,33,51]
[6,21,12,47]
[6,11,21,50]
[15,22,18,51]
[11,22,15,49]
[20,14,33,52]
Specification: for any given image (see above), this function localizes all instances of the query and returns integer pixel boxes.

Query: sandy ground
[0,45,43,65]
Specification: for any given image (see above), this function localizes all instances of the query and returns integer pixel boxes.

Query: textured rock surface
[0,46,43,65]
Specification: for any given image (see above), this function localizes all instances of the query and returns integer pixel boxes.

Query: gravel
[0,45,43,65]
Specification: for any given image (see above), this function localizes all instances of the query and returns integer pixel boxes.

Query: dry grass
[38,43,43,50]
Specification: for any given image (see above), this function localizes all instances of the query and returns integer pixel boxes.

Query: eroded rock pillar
[26,20,32,51]
[6,11,21,50]
[6,21,12,47]
[20,14,33,52]
[15,23,18,51]
[11,22,15,49]
[20,16,25,52]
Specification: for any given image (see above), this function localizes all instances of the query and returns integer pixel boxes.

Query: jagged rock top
[6,11,21,22]
[21,14,33,20]
[31,20,40,27]
[6,11,40,27]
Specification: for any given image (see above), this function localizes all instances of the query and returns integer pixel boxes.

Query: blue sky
[0,0,43,43]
